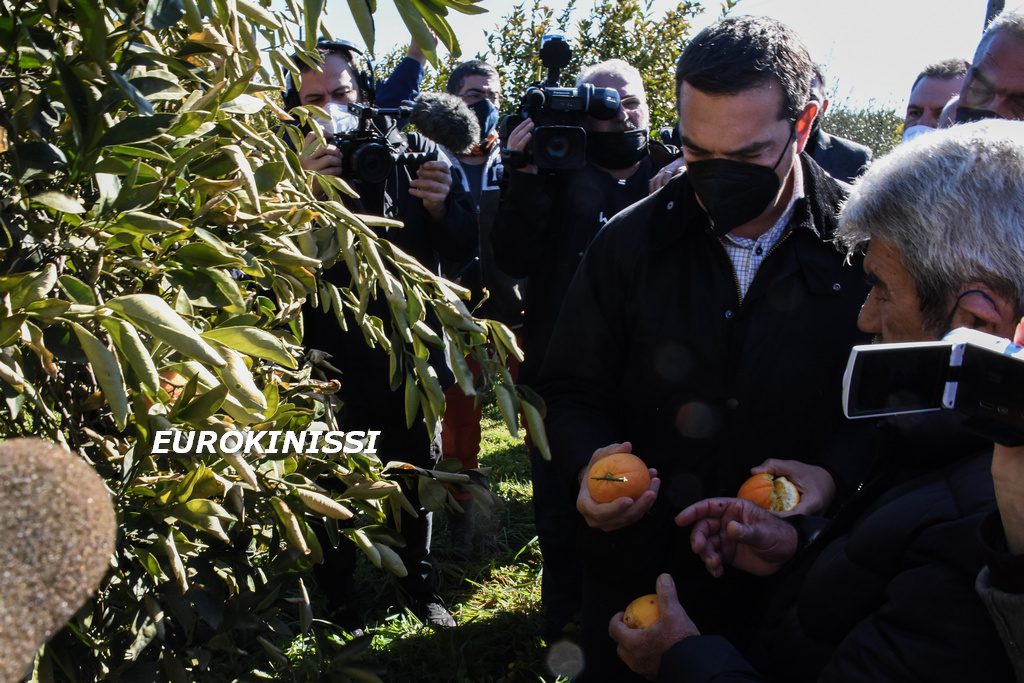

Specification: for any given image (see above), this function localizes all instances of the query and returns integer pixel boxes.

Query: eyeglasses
[960,67,1024,118]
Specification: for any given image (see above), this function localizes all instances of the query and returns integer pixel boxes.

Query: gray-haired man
[614,119,1023,683]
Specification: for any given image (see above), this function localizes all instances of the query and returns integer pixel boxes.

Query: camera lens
[354,143,395,184]
[544,134,570,160]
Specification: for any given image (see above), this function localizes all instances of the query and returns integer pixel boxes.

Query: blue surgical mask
[469,99,499,141]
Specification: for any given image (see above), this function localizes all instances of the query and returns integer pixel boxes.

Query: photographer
[490,57,678,640]
[288,40,477,628]
[610,119,1023,683]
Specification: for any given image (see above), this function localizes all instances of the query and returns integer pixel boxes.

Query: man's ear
[947,284,1020,339]
[794,101,819,154]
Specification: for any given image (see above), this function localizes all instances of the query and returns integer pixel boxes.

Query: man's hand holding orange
[577,442,660,532]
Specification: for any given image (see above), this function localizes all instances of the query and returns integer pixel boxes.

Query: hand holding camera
[409,160,453,220]
[505,118,538,175]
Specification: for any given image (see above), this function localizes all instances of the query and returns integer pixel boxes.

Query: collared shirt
[721,162,805,300]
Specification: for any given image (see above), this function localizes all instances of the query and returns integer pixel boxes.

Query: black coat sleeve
[658,636,765,682]
[407,133,478,264]
[538,208,640,485]
[814,514,1014,683]
[490,170,555,278]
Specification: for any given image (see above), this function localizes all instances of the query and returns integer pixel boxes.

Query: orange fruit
[737,473,800,512]
[586,452,651,503]
[623,594,660,629]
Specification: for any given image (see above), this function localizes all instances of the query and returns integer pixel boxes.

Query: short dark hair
[674,16,813,120]
[910,58,970,91]
[447,60,499,95]
[283,39,362,109]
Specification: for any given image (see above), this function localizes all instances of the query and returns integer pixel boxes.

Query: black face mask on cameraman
[686,125,795,237]
[586,129,649,170]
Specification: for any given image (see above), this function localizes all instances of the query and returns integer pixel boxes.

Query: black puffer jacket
[660,415,1015,683]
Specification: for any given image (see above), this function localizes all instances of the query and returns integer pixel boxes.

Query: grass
[312,403,578,683]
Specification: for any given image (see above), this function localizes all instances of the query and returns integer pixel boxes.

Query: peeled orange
[623,594,660,629]
[586,452,651,503]
[737,473,800,512]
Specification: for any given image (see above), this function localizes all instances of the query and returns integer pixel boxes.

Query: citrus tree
[0,0,549,679]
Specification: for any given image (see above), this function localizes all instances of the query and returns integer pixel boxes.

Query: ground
[303,403,578,682]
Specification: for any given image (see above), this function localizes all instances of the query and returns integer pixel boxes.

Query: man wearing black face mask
[539,17,870,681]
[955,9,1024,124]
[491,58,679,641]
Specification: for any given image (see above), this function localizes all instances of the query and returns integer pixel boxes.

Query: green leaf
[106,294,226,367]
[109,70,155,116]
[221,144,260,211]
[10,264,58,310]
[175,243,245,267]
[236,0,282,30]
[215,346,267,412]
[0,315,27,347]
[346,0,375,52]
[130,74,190,101]
[145,0,186,29]
[394,0,438,65]
[494,382,520,439]
[220,94,265,114]
[201,326,298,369]
[303,0,325,50]
[101,317,160,393]
[58,275,97,305]
[174,382,228,422]
[53,58,95,149]
[32,191,85,214]
[375,543,408,577]
[98,114,177,147]
[521,394,551,460]
[169,498,234,542]
[71,322,129,431]
[254,161,285,193]
[113,211,184,235]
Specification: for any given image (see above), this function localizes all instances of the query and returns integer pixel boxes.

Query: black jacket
[660,416,1015,683]
[490,141,678,385]
[807,130,872,184]
[537,155,871,649]
[540,154,869,497]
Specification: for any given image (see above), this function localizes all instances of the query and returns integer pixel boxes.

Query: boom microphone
[0,438,117,681]
[407,92,481,156]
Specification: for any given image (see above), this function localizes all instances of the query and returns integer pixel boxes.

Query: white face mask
[316,102,359,135]
[901,124,934,143]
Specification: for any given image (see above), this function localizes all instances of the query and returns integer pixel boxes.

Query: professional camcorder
[326,102,437,185]
[502,34,621,171]
[843,327,1024,445]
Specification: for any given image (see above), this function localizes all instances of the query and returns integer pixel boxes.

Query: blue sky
[312,0,993,111]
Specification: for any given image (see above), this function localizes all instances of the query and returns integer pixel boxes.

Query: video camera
[327,102,437,185]
[502,34,621,171]
[843,327,1024,445]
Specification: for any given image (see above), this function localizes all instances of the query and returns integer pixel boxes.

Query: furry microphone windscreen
[408,92,481,156]
[0,438,117,681]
